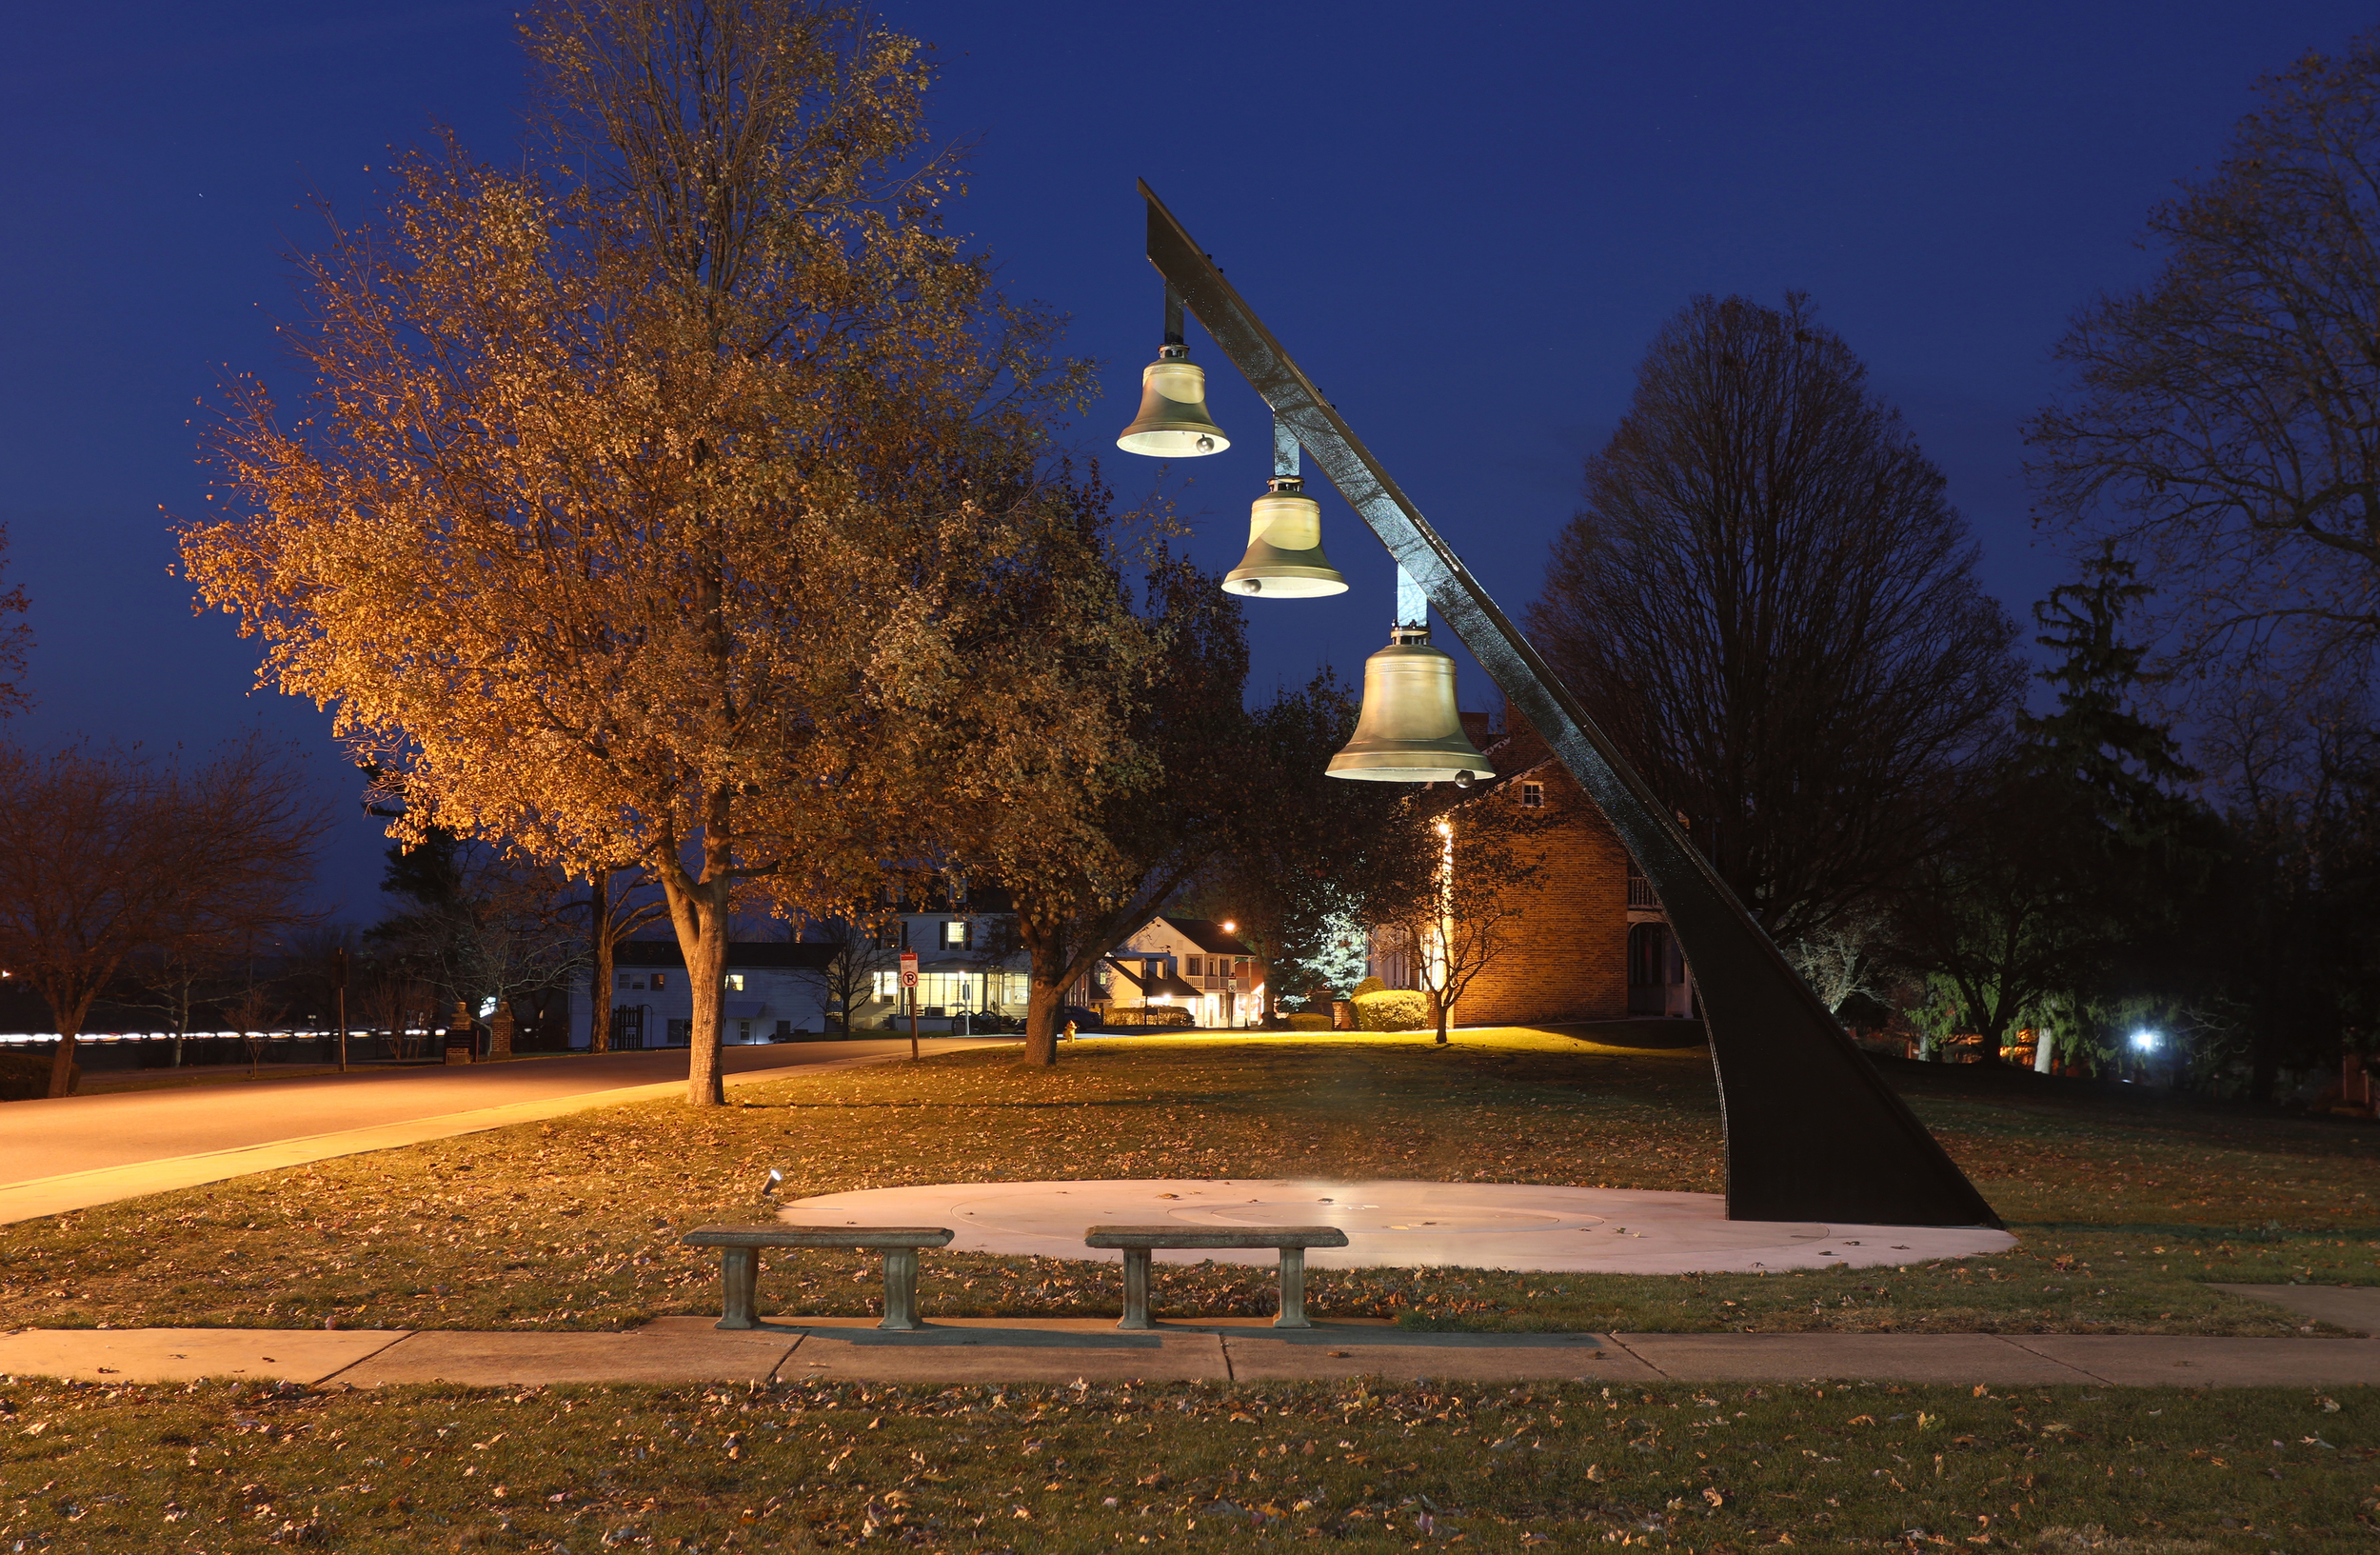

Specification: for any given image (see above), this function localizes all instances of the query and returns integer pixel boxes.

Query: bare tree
[182,0,1097,1105]
[372,831,586,1049]
[0,734,328,1097]
[794,913,898,1035]
[585,865,667,1051]
[1528,293,2024,942]
[2030,30,2380,704]
[1370,791,1550,1047]
[0,525,29,722]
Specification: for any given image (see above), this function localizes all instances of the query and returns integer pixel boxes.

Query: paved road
[0,1040,1003,1186]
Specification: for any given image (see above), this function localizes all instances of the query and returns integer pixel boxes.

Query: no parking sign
[898,950,919,989]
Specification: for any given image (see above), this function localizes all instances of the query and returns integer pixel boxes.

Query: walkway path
[5,1298,2375,1388]
[0,1039,1005,1225]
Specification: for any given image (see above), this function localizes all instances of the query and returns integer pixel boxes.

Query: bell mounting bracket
[1138,178,1997,1227]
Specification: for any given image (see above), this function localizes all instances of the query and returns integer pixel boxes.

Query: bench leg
[880,1247,924,1331]
[717,1246,761,1330]
[1275,1246,1311,1328]
[1118,1247,1154,1329]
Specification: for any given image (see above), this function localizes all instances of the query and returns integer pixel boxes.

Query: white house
[568,941,837,1049]
[1079,916,1266,1028]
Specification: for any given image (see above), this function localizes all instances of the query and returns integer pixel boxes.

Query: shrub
[1284,1012,1333,1031]
[1351,989,1429,1031]
[1350,976,1388,1000]
[0,1050,78,1102]
[1109,1005,1195,1028]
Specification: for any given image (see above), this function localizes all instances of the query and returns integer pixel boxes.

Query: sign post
[331,946,349,1073]
[899,949,921,1062]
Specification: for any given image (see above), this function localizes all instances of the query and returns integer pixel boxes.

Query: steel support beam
[1140,181,1996,1226]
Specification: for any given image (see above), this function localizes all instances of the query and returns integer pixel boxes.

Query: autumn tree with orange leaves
[181,0,1138,1105]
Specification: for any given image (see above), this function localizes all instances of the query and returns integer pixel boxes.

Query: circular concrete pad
[781,1180,2013,1274]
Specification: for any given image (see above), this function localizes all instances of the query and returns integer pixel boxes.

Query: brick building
[1368,726,1697,1027]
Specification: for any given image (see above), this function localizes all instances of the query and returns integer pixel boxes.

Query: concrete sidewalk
[7,1317,2376,1389]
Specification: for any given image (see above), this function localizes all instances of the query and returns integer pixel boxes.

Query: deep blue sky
[1,1,2367,917]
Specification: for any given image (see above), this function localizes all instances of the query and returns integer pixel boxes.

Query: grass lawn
[2,1375,2370,1552]
[3,1032,2377,1337]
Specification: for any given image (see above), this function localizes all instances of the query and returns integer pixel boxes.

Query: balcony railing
[1626,874,1661,909]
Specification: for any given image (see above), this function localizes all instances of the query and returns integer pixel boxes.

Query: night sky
[2,1,2368,918]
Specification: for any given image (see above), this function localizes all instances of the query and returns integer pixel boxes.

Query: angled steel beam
[1141,180,1997,1227]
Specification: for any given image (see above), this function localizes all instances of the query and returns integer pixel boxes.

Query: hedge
[1284,1012,1333,1031]
[0,1050,79,1102]
[1351,989,1430,1031]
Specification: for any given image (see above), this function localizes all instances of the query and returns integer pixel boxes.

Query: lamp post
[1118,182,1996,1228]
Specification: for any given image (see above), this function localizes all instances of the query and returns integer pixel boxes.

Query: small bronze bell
[1327,628,1497,784]
[1222,475,1348,598]
[1117,345,1230,456]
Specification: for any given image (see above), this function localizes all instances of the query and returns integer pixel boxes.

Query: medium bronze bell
[1222,475,1348,598]
[1117,345,1230,456]
[1326,628,1497,783]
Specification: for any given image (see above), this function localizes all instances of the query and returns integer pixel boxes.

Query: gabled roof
[1160,916,1253,955]
[1103,957,1203,1003]
[613,940,837,970]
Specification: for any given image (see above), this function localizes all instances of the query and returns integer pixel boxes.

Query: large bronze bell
[1117,345,1230,456]
[1326,628,1497,783]
[1222,475,1348,598]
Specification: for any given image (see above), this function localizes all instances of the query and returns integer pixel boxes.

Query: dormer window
[1519,782,1544,809]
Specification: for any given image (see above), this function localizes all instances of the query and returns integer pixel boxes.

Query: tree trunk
[590,869,613,1053]
[663,869,732,1106]
[46,1026,79,1099]
[1433,989,1450,1047]
[2033,1025,2056,1074]
[1014,913,1068,1067]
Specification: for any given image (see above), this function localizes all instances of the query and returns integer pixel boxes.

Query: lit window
[942,920,967,948]
[1520,782,1544,809]
[725,973,745,992]
[652,972,668,990]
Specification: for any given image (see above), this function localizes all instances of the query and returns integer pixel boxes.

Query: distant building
[1078,916,1265,1027]
[568,941,837,1048]
[1366,725,1697,1027]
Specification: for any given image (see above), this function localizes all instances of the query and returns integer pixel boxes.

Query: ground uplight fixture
[1116,284,1230,456]
[2131,1029,2160,1052]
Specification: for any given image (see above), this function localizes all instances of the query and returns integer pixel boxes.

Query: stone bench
[1084,1225,1350,1329]
[682,1225,954,1332]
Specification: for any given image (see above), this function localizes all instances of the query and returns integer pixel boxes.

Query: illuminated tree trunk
[589,869,613,1054]
[1015,908,1069,1067]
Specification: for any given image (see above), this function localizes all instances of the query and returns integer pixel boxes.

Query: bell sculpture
[1328,626,1496,785]
[1223,475,1348,597]
[1117,343,1230,456]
